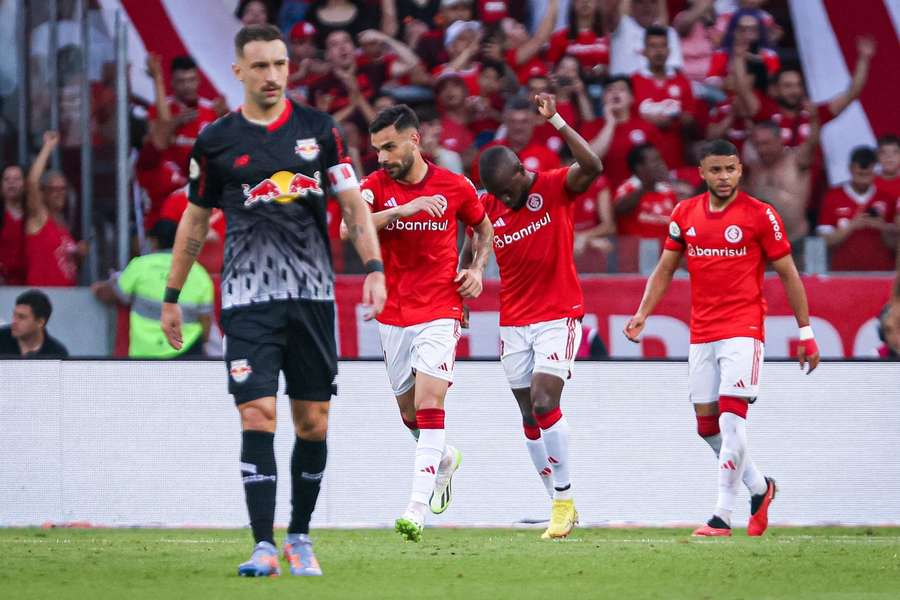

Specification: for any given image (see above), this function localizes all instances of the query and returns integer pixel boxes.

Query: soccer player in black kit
[161,25,386,577]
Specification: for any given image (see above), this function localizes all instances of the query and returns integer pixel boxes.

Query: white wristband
[548,113,567,130]
[798,326,814,340]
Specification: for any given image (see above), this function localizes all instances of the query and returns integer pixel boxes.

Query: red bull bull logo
[242,170,323,207]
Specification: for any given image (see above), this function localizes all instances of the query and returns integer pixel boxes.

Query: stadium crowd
[0,0,898,357]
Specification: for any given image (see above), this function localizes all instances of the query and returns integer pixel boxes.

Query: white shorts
[378,318,461,396]
[688,337,764,404]
[500,317,582,389]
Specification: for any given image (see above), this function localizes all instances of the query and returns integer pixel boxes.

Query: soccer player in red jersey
[624,139,821,538]
[469,93,603,539]
[355,105,493,542]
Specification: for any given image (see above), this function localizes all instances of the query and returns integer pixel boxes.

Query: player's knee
[239,405,276,432]
[296,416,328,441]
[530,387,559,414]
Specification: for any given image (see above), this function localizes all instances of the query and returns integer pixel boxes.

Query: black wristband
[364,259,384,274]
[164,286,181,304]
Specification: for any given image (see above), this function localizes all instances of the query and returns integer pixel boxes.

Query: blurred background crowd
[0,0,898,358]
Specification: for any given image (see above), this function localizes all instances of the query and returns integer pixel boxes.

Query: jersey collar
[238,98,293,132]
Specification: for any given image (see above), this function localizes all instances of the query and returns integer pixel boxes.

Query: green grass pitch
[3,527,899,599]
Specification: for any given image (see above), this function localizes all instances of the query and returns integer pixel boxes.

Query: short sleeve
[188,135,223,209]
[757,204,792,260]
[816,191,839,230]
[663,203,686,251]
[457,176,486,226]
[544,167,576,202]
[359,175,378,211]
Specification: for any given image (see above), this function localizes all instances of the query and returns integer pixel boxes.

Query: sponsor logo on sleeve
[669,220,681,238]
[765,208,784,240]
[189,158,200,180]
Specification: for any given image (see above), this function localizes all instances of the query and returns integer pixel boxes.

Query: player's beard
[709,183,736,203]
[383,152,415,181]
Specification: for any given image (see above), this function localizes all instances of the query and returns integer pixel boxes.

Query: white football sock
[540,416,572,498]
[715,412,749,526]
[411,428,444,506]
[525,438,554,498]
[704,431,765,494]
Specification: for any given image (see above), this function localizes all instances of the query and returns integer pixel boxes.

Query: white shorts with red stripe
[500,317,582,389]
[378,319,461,397]
[688,337,764,404]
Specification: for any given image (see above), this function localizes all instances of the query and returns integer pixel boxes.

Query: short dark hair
[604,74,633,93]
[627,143,656,172]
[479,146,519,189]
[849,146,877,169]
[700,139,738,160]
[15,289,52,324]
[877,134,900,149]
[773,64,803,84]
[644,25,669,42]
[236,0,269,20]
[480,59,505,78]
[369,104,420,134]
[234,24,283,56]
[149,219,178,250]
[170,55,197,73]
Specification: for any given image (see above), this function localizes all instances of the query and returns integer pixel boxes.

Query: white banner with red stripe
[96,0,243,108]
[789,0,900,184]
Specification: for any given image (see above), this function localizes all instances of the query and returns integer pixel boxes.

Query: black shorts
[221,300,337,404]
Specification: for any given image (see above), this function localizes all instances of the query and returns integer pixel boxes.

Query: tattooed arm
[162,203,210,349]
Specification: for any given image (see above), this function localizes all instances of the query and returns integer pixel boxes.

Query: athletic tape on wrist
[549,113,567,130]
[798,325,814,340]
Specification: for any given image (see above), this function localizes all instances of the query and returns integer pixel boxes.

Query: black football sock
[241,430,277,545]
[288,436,327,535]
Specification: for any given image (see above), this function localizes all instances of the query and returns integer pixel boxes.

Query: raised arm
[828,37,875,117]
[771,254,820,373]
[796,101,821,171]
[380,0,398,38]
[673,0,713,37]
[511,0,559,66]
[534,93,602,194]
[623,248,682,341]
[25,131,59,233]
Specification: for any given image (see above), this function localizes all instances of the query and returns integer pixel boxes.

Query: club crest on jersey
[669,221,681,238]
[295,138,320,160]
[724,225,743,244]
[241,170,323,207]
[229,359,252,383]
[526,193,544,212]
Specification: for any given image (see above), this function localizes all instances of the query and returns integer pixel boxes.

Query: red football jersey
[362,164,486,327]
[875,175,900,206]
[546,29,610,73]
[481,167,585,326]
[631,68,696,168]
[769,103,835,148]
[148,97,218,175]
[0,208,26,284]
[664,191,792,343]
[582,115,663,189]
[817,184,896,271]
[25,218,78,287]
[614,176,678,240]
[573,176,609,231]
[707,48,780,80]
[708,92,777,153]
